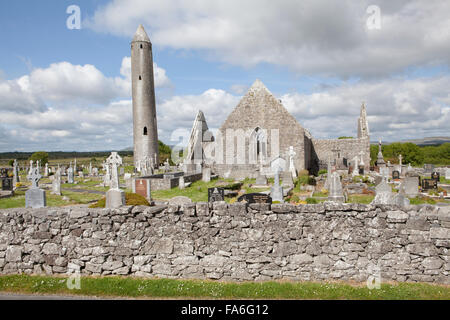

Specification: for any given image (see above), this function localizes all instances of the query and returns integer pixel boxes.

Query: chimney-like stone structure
[131,24,159,171]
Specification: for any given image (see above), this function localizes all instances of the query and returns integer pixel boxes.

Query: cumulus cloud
[0,57,172,151]
[86,0,450,77]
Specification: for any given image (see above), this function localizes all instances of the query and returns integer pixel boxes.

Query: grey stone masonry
[0,203,449,284]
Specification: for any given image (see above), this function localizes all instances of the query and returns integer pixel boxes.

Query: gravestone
[105,152,125,208]
[328,172,344,202]
[208,187,225,202]
[12,159,19,187]
[67,167,74,184]
[270,168,284,203]
[380,167,389,179]
[255,173,268,186]
[358,166,364,175]
[103,162,111,187]
[270,157,287,174]
[238,193,272,204]
[119,167,125,176]
[89,162,93,176]
[281,171,294,188]
[392,170,400,180]
[51,168,61,196]
[1,177,13,191]
[446,168,450,180]
[372,177,409,207]
[431,172,440,181]
[352,156,359,177]
[202,168,211,183]
[124,173,132,189]
[78,171,84,178]
[44,163,49,177]
[402,176,419,198]
[25,161,46,209]
[179,176,185,190]
[422,179,437,190]
[92,167,99,176]
[134,178,151,200]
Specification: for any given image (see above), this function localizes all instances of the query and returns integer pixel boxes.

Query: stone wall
[312,138,371,171]
[0,203,449,284]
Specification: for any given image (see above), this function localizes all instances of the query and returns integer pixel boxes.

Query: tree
[29,151,49,165]
[8,159,14,167]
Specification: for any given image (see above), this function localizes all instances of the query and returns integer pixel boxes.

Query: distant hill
[371,137,450,146]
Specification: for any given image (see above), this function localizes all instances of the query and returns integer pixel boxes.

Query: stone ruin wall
[0,203,449,284]
[312,138,371,171]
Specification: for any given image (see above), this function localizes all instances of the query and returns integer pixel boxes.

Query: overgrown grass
[0,190,70,209]
[0,275,449,300]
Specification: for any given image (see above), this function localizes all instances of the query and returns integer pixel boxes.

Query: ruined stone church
[185,79,370,179]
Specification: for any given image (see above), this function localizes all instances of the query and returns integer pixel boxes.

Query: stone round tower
[131,24,159,171]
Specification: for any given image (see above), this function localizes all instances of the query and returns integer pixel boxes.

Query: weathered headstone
[238,193,272,204]
[67,167,74,184]
[92,167,99,176]
[12,159,19,188]
[25,161,46,208]
[124,173,132,189]
[255,172,268,186]
[281,171,294,188]
[1,176,13,191]
[78,171,84,178]
[328,172,344,202]
[352,156,359,177]
[44,163,49,177]
[445,168,450,180]
[179,176,185,190]
[380,167,389,179]
[119,167,125,176]
[401,176,419,198]
[89,162,93,176]
[202,168,211,183]
[134,178,151,200]
[51,168,62,196]
[105,152,125,208]
[372,177,409,207]
[208,187,225,202]
[270,168,284,203]
[103,162,111,187]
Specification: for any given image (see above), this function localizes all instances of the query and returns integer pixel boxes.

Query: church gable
[220,80,305,133]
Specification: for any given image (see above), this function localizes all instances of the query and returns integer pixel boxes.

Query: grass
[347,195,375,204]
[0,274,449,300]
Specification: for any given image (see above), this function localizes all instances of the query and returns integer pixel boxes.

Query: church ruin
[184,79,371,179]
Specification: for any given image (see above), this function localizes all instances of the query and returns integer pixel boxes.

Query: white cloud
[87,0,450,77]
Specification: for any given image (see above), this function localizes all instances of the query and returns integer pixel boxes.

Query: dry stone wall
[0,203,449,284]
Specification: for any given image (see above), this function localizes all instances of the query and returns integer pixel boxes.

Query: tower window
[140,44,143,49]
[139,76,142,80]
[143,127,148,136]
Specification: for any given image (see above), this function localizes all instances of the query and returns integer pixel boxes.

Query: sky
[0,0,449,152]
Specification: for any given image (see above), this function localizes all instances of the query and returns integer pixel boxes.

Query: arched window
[140,44,143,49]
[139,75,142,80]
[249,127,267,164]
[143,127,148,136]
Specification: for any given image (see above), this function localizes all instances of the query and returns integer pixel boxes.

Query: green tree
[8,159,14,167]
[29,151,49,165]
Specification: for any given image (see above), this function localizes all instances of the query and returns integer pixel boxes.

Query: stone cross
[27,161,42,189]
[288,146,297,178]
[359,151,365,166]
[106,152,122,190]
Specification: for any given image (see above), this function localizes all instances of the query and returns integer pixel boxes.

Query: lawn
[0,274,448,300]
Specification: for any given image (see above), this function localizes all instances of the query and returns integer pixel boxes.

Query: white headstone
[328,172,344,202]
[270,167,284,203]
[288,146,297,179]
[105,152,125,208]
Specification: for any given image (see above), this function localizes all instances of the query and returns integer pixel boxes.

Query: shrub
[318,169,327,175]
[290,195,300,204]
[89,193,150,208]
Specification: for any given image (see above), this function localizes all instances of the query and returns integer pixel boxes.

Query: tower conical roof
[132,24,151,43]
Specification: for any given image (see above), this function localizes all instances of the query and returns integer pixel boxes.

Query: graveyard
[0,16,449,303]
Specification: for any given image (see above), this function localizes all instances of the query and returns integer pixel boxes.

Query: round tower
[131,24,159,171]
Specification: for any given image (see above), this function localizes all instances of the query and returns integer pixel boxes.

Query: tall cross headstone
[105,152,125,208]
[25,161,46,208]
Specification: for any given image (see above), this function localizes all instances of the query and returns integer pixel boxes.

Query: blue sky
[0,0,449,152]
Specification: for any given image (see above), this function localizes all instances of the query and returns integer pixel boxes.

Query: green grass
[347,195,375,204]
[409,197,437,205]
[0,275,449,300]
[0,190,70,209]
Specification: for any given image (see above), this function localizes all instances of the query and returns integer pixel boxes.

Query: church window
[143,127,148,136]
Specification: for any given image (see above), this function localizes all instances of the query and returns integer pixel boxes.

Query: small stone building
[185,80,370,179]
